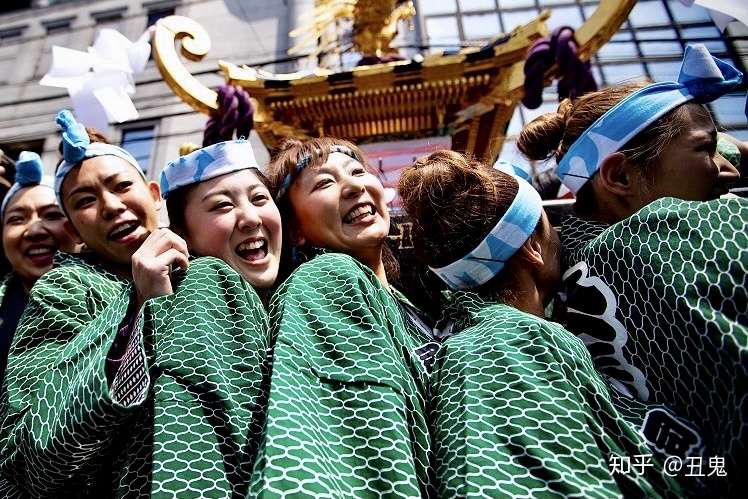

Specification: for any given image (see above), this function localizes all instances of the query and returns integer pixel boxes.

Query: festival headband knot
[557,44,744,194]
[430,175,542,290]
[1,151,55,219]
[54,109,143,203]
[160,139,261,199]
[275,144,361,200]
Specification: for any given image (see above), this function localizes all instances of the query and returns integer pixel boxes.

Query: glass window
[635,28,678,40]
[418,0,457,15]
[647,61,682,81]
[547,6,584,31]
[601,62,647,84]
[628,0,670,27]
[710,94,748,127]
[425,16,461,47]
[121,127,156,175]
[680,25,720,41]
[597,38,639,60]
[459,0,495,11]
[0,1,30,14]
[500,0,535,7]
[501,9,540,31]
[668,0,711,23]
[147,8,176,27]
[462,13,501,39]
[639,40,683,57]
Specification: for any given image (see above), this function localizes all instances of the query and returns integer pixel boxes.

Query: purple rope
[522,26,597,109]
[203,84,255,147]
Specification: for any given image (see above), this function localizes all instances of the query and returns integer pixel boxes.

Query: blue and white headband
[557,44,744,194]
[275,144,361,200]
[54,109,143,203]
[160,139,261,199]
[430,176,542,290]
[495,160,532,183]
[1,151,55,219]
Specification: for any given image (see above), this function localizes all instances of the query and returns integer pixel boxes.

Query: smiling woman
[161,139,282,293]
[0,111,272,497]
[249,137,436,497]
[0,151,77,391]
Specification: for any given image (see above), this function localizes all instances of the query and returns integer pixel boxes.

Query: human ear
[597,152,636,198]
[519,237,544,268]
[148,181,163,210]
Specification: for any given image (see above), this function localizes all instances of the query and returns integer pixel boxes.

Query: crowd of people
[0,43,745,498]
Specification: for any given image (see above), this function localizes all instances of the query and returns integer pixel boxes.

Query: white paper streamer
[40,29,151,131]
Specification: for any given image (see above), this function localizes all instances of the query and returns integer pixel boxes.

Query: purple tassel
[522,26,597,109]
[203,84,255,147]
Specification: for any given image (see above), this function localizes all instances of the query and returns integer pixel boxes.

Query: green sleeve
[145,256,272,498]
[250,253,433,498]
[0,264,140,497]
[431,303,681,498]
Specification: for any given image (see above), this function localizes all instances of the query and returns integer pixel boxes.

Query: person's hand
[131,228,189,309]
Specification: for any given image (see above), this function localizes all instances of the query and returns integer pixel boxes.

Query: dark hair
[165,167,274,236]
[517,82,695,214]
[399,150,544,303]
[268,137,400,282]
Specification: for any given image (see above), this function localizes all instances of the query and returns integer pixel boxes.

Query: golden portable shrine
[151,0,637,307]
[153,0,636,165]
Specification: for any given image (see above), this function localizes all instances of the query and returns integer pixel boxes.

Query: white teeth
[345,205,374,223]
[28,247,52,256]
[110,222,137,238]
[237,240,265,252]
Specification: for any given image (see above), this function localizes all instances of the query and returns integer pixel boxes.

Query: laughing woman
[400,151,690,498]
[250,138,435,497]
[0,111,270,498]
[0,152,77,389]
[518,44,747,489]
[160,139,281,295]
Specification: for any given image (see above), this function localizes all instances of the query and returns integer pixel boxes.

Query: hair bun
[517,99,572,161]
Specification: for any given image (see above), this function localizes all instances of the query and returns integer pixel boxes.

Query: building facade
[0,0,744,184]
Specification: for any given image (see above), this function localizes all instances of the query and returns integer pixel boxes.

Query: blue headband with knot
[430,173,542,290]
[1,151,55,219]
[275,144,361,201]
[54,109,144,204]
[557,44,744,194]
[160,139,261,199]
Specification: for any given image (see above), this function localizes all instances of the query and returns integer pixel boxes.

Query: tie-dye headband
[557,44,744,194]
[1,151,55,219]
[275,144,361,200]
[54,109,143,203]
[430,176,542,290]
[495,160,532,183]
[159,139,261,199]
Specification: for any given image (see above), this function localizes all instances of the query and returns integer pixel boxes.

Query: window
[147,7,175,27]
[0,1,31,15]
[416,0,747,159]
[121,126,156,175]
[42,17,74,34]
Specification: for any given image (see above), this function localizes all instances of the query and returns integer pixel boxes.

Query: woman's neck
[505,266,548,318]
[357,248,388,289]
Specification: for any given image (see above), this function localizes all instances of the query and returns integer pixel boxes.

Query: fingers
[141,227,189,257]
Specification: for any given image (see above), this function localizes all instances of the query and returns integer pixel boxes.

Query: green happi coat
[432,292,686,498]
[560,196,748,491]
[249,252,434,498]
[0,253,270,498]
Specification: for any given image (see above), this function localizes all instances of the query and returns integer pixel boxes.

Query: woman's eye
[314,178,333,190]
[73,197,95,209]
[5,216,23,225]
[252,194,269,205]
[212,201,233,211]
[352,167,366,175]
[114,181,132,192]
[44,211,64,221]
